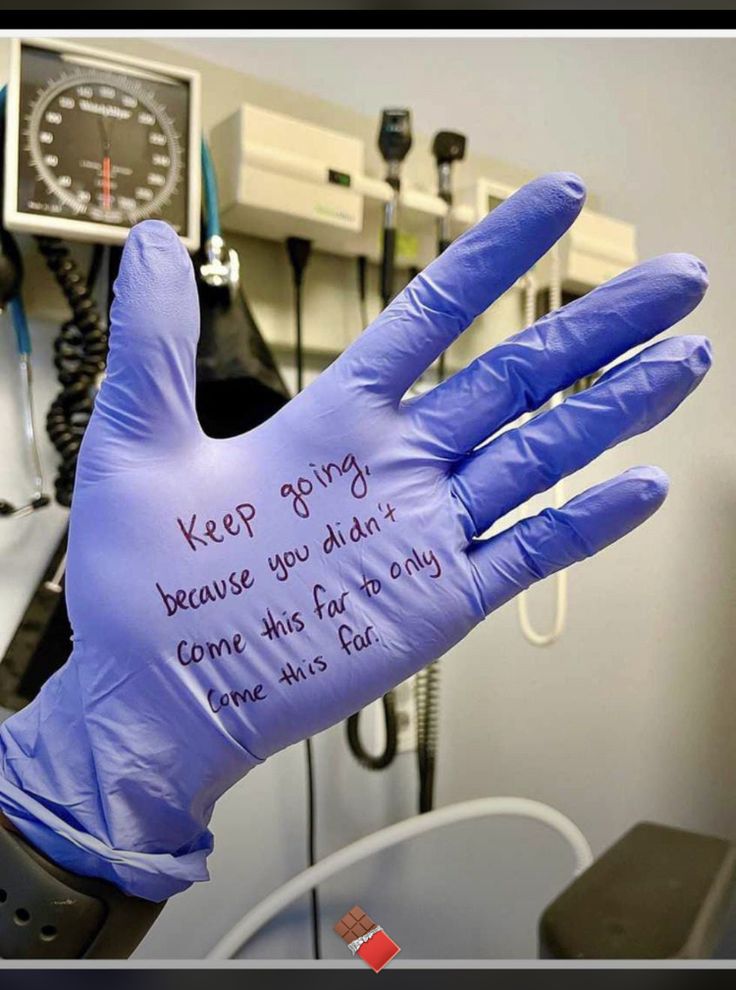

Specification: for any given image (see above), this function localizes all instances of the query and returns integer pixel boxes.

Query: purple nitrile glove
[0,173,711,900]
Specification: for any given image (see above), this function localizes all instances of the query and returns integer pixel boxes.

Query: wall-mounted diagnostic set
[2,38,705,970]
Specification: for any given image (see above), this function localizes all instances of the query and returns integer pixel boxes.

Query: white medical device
[209,103,451,266]
[4,38,201,249]
[210,103,367,255]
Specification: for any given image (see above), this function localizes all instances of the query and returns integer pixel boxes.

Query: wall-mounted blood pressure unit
[3,37,200,248]
[0,38,201,515]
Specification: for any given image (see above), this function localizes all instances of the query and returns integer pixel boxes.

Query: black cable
[415,668,427,812]
[417,661,439,814]
[380,221,397,310]
[304,737,321,959]
[356,254,368,329]
[285,236,321,960]
[37,237,108,508]
[286,237,311,394]
[346,694,399,771]
[294,280,304,393]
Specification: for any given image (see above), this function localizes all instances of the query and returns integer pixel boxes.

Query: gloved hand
[0,174,711,901]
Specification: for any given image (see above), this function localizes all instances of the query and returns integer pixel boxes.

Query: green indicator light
[328,169,351,188]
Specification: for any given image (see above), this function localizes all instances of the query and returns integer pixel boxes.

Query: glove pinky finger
[467,466,669,617]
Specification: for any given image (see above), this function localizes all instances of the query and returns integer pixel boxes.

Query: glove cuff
[0,646,240,901]
[0,771,213,901]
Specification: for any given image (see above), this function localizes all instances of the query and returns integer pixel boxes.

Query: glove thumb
[81,221,201,475]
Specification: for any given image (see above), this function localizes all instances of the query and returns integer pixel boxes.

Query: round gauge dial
[24,68,184,226]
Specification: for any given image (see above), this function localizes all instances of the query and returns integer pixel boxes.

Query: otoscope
[378,109,412,310]
[432,130,467,382]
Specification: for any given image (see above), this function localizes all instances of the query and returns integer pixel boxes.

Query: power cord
[356,254,368,329]
[303,738,320,959]
[346,694,398,771]
[286,237,311,393]
[285,236,321,960]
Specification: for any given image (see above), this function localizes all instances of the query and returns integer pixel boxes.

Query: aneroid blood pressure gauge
[3,38,200,248]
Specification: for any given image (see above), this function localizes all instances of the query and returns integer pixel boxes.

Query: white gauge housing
[4,38,201,250]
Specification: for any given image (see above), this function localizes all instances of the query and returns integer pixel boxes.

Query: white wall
[1,37,735,960]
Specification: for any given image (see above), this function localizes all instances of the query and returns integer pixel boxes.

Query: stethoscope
[0,239,50,520]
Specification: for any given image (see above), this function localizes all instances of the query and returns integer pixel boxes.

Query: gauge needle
[97,115,113,211]
[102,154,111,210]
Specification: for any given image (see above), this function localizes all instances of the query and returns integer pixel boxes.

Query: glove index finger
[342,172,586,400]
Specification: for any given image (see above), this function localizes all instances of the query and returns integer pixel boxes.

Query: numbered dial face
[14,42,194,239]
[25,69,183,226]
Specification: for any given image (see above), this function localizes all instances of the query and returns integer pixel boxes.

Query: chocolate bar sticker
[334,904,401,973]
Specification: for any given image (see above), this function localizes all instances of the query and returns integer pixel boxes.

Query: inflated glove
[0,173,711,901]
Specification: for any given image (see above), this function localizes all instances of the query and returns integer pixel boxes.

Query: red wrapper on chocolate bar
[333,905,401,972]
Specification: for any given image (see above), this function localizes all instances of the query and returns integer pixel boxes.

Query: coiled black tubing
[37,237,108,508]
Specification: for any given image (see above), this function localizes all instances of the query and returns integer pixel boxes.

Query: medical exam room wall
[0,37,734,959]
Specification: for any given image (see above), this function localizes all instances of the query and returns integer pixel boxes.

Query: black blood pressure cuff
[0,823,165,958]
